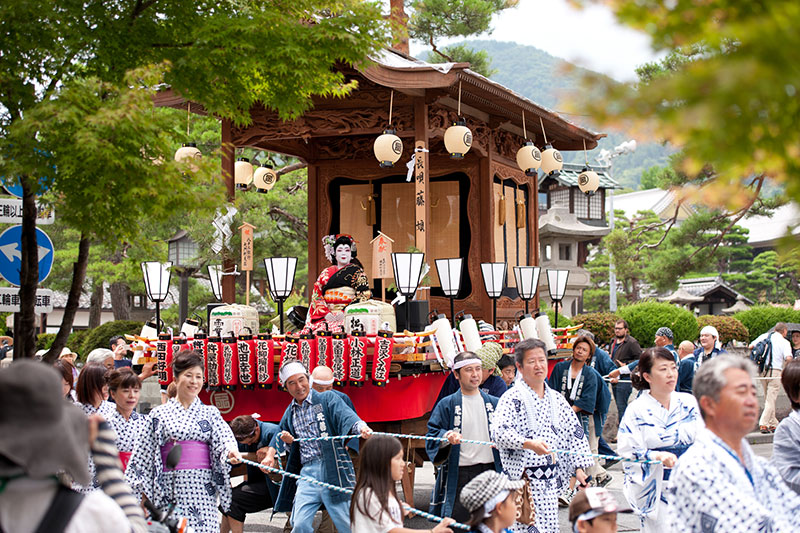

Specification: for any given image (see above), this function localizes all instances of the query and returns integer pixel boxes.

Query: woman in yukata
[126,350,241,533]
[304,234,371,333]
[74,362,116,492]
[617,347,704,533]
[107,367,148,473]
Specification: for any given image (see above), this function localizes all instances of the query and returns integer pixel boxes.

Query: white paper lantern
[540,144,563,176]
[234,157,254,190]
[373,129,403,168]
[516,142,542,176]
[253,164,277,193]
[174,143,201,172]
[578,168,600,194]
[444,119,472,159]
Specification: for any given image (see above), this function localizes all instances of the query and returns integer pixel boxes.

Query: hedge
[733,306,800,342]
[696,315,749,345]
[618,301,698,348]
[570,312,622,346]
[76,320,144,360]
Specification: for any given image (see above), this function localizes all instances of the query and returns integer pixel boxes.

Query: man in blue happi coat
[260,361,372,533]
[576,329,617,458]
[677,340,697,393]
[434,341,508,407]
[426,351,502,522]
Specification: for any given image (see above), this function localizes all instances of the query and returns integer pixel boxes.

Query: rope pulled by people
[233,457,471,531]
[290,431,663,465]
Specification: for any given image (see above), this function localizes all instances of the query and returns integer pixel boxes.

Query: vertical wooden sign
[414,140,429,254]
[239,222,256,306]
[371,231,395,302]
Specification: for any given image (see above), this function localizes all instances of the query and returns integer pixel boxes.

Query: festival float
[149,46,605,495]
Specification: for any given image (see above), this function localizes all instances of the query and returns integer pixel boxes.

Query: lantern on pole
[435,258,464,327]
[513,266,541,314]
[374,90,403,167]
[480,262,507,328]
[391,252,426,330]
[263,257,298,334]
[516,112,542,176]
[141,261,172,334]
[546,269,570,329]
[578,140,600,194]
[253,163,277,193]
[444,82,472,159]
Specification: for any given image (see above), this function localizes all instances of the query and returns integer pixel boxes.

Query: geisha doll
[304,234,371,333]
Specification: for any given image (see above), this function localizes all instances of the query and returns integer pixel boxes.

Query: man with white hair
[666,356,800,531]
[85,348,115,371]
[260,362,371,533]
[693,325,727,366]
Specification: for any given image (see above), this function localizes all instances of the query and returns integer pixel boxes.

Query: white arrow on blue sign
[0,225,54,286]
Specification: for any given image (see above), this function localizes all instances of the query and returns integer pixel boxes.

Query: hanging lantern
[234,157,254,190]
[253,163,277,193]
[578,167,600,194]
[516,142,542,176]
[373,129,403,167]
[174,142,201,163]
[444,119,472,159]
[540,144,563,176]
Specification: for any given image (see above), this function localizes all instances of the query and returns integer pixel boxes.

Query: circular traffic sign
[0,225,55,286]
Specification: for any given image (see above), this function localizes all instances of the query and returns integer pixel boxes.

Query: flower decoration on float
[444,81,472,159]
[374,90,403,168]
[539,117,562,178]
[577,139,600,194]
[515,111,542,176]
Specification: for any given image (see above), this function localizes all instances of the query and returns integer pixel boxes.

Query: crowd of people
[2,320,800,533]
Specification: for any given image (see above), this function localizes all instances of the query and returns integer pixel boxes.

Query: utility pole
[598,140,637,312]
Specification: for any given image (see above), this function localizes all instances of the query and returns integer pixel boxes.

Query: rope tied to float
[233,457,471,530]
[289,431,663,465]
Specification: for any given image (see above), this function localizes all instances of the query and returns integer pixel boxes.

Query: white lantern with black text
[373,129,403,167]
[253,163,277,193]
[516,142,542,176]
[444,119,472,159]
[578,168,600,194]
[541,145,563,176]
[174,143,202,170]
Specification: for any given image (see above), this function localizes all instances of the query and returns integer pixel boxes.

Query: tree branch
[268,206,308,239]
[429,36,454,62]
[131,0,159,21]
[639,200,683,251]
[276,161,307,177]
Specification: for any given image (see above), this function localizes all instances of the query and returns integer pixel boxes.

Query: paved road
[235,442,775,532]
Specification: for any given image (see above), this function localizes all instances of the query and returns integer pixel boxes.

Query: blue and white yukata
[772,409,800,495]
[617,391,702,533]
[75,400,117,493]
[667,427,800,532]
[426,390,501,518]
[108,408,149,474]
[491,381,593,533]
[125,397,237,533]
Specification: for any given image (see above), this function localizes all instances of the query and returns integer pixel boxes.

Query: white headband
[310,375,334,387]
[279,362,308,384]
[452,358,482,371]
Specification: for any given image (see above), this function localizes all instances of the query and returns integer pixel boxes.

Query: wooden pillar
[530,173,541,309]
[307,164,320,294]
[413,97,430,300]
[221,118,236,304]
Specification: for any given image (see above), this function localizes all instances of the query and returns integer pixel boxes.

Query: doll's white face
[335,244,352,267]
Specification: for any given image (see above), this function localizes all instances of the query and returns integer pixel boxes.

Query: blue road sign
[0,225,54,286]
[1,176,50,199]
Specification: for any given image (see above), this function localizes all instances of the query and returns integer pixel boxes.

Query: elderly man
[666,356,800,532]
[86,348,115,371]
[426,351,502,522]
[677,340,697,393]
[693,325,727,366]
[491,338,593,533]
[260,362,371,533]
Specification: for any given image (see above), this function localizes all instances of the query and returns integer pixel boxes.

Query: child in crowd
[351,434,454,533]
[459,470,523,533]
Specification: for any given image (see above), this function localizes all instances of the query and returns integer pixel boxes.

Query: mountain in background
[422,40,674,190]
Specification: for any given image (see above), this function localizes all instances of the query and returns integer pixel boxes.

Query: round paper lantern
[578,168,600,194]
[234,157,254,190]
[373,129,403,167]
[253,164,278,193]
[444,119,472,159]
[540,144,563,176]
[516,142,542,176]
[174,143,201,172]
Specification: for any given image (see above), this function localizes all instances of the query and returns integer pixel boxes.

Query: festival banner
[255,334,274,389]
[298,333,316,374]
[221,337,239,390]
[280,336,300,369]
[348,331,367,386]
[206,337,222,388]
[371,330,395,386]
[191,334,208,383]
[330,332,349,387]
[316,330,331,368]
[156,333,173,386]
[237,335,256,390]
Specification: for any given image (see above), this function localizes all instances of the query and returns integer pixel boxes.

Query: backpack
[749,337,773,374]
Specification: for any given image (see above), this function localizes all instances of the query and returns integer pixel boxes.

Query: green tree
[1,0,392,360]
[725,251,800,304]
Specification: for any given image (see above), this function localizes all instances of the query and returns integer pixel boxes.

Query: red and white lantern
[237,334,257,390]
[156,333,173,386]
[206,337,222,389]
[372,330,395,386]
[348,332,367,387]
[330,332,349,387]
[221,337,239,390]
[256,334,274,389]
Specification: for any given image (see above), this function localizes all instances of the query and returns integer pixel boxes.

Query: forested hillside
[423,40,674,189]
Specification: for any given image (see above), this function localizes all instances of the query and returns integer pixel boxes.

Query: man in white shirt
[426,351,502,522]
[759,322,793,432]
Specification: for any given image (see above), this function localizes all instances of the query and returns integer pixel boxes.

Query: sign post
[370,231,394,302]
[239,222,255,306]
[0,225,54,286]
